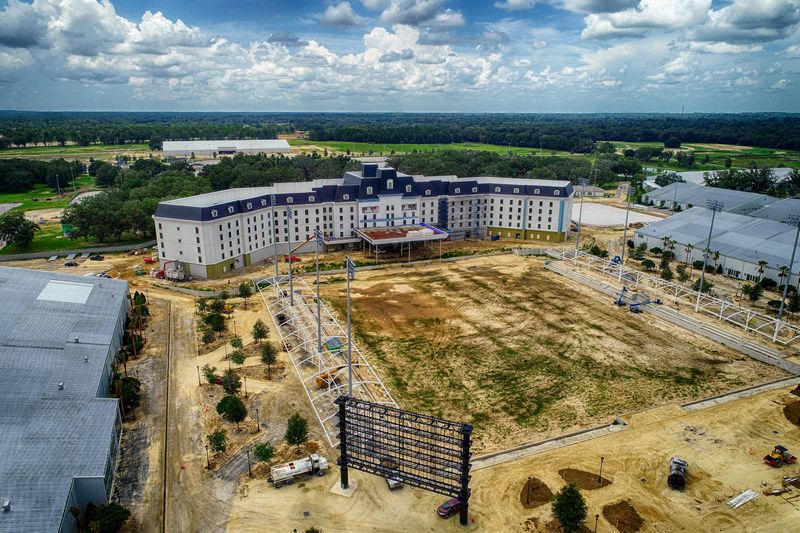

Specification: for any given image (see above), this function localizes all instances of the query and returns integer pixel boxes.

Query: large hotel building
[153,163,574,278]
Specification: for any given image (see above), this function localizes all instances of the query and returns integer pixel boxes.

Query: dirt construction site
[4,245,800,532]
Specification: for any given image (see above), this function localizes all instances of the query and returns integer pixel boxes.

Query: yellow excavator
[316,366,346,389]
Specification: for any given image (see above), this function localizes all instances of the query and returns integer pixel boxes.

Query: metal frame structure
[336,396,473,526]
[547,248,800,345]
[256,275,397,447]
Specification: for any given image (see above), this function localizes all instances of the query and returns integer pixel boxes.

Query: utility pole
[271,193,279,278]
[315,227,324,372]
[574,175,590,262]
[345,257,356,398]
[286,207,294,306]
[618,183,632,281]
[775,214,800,341]
[695,200,724,312]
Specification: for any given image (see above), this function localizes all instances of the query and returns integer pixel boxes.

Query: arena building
[153,163,574,278]
[162,139,291,157]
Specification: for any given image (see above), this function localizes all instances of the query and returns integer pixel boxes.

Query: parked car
[89,255,104,261]
[64,261,78,267]
[437,498,463,518]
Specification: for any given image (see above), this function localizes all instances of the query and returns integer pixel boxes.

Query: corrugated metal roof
[749,198,800,223]
[162,139,291,152]
[0,267,128,533]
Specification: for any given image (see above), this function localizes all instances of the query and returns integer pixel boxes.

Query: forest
[1,112,799,151]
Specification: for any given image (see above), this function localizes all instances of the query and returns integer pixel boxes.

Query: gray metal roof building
[634,207,800,286]
[162,139,291,156]
[749,198,800,224]
[0,267,129,533]
[642,183,776,216]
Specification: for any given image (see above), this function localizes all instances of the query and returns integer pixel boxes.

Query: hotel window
[366,187,373,195]
[287,197,293,204]
[343,194,350,200]
[555,190,560,196]
[472,187,478,193]
[246,202,252,209]
[261,199,267,206]
[228,206,234,213]
[405,185,412,193]
[455,188,460,194]
[495,187,501,193]
[514,188,520,194]
[425,190,431,196]
[211,210,218,217]
[309,196,315,202]
[387,179,394,190]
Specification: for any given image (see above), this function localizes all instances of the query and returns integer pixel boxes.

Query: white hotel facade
[153,163,574,278]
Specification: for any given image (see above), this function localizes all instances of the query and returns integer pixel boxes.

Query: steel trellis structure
[256,275,397,447]
[547,248,800,345]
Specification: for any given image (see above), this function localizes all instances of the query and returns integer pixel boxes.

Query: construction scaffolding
[256,275,397,447]
[547,248,800,346]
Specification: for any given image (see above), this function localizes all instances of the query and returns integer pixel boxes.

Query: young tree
[552,483,587,533]
[221,368,242,395]
[230,336,243,349]
[789,291,800,313]
[677,268,691,283]
[196,298,209,314]
[209,299,225,313]
[231,349,246,365]
[693,278,714,293]
[87,502,130,533]
[202,312,226,333]
[261,342,278,379]
[217,395,247,428]
[201,327,215,345]
[238,281,253,309]
[660,265,673,281]
[742,283,763,304]
[253,441,275,462]
[0,211,40,249]
[285,413,309,446]
[252,319,268,345]
[119,376,142,412]
[208,430,227,453]
[202,364,218,385]
[641,259,656,270]
[649,247,662,256]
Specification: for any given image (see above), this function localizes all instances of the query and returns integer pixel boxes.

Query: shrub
[649,247,662,256]
[221,368,242,395]
[217,395,247,427]
[261,342,278,379]
[231,350,245,365]
[202,312,226,332]
[202,364,218,385]
[253,441,275,462]
[660,265,673,281]
[693,278,714,293]
[252,319,268,344]
[230,336,243,349]
[208,299,225,313]
[285,413,309,446]
[759,278,778,291]
[641,259,656,270]
[86,502,130,533]
[208,430,227,453]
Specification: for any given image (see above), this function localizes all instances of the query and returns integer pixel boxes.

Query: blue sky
[0,0,798,112]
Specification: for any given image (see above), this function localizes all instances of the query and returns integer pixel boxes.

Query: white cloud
[582,0,712,40]
[495,0,536,10]
[0,0,50,48]
[694,0,800,44]
[685,42,763,54]
[531,40,547,49]
[770,78,789,89]
[378,0,445,25]
[785,44,800,58]
[321,2,366,28]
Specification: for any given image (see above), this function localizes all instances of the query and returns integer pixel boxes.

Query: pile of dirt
[542,519,593,532]
[519,477,553,509]
[558,468,612,490]
[603,500,643,533]
[784,401,800,426]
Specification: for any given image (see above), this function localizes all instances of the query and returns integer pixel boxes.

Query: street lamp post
[271,194,279,278]
[256,408,260,432]
[598,456,605,484]
[618,184,632,281]
[695,200,724,312]
[775,214,800,341]
[205,444,210,469]
[244,375,248,398]
[246,449,252,477]
[316,228,324,372]
[286,207,294,306]
[574,177,589,263]
[196,365,201,386]
[345,257,356,398]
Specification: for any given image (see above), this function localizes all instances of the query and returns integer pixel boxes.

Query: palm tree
[713,250,721,270]
[757,260,768,282]
[778,265,789,290]
[685,243,694,265]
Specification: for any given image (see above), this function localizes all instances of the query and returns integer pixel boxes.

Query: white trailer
[268,454,329,487]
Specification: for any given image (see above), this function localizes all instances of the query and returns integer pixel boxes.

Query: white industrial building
[634,207,800,286]
[162,139,291,157]
[642,182,775,215]
[153,163,574,278]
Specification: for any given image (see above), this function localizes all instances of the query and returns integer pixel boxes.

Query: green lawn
[607,141,800,171]
[0,222,148,255]
[288,139,573,156]
[0,143,150,157]
[0,175,95,212]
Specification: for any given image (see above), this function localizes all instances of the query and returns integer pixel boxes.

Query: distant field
[608,140,800,170]
[0,175,94,212]
[0,143,150,159]
[288,139,573,156]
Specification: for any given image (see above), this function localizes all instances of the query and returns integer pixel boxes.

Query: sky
[0,0,798,112]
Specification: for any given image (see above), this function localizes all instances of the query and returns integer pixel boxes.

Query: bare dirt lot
[318,254,786,453]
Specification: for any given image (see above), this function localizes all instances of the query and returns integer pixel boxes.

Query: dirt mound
[519,477,553,509]
[558,468,612,490]
[542,519,593,532]
[784,401,800,426]
[603,500,643,533]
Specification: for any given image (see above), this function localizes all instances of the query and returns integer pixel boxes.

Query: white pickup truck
[268,454,330,488]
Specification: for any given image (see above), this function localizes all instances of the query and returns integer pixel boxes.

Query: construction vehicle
[764,445,797,468]
[316,366,346,389]
[615,286,628,306]
[143,257,155,264]
[153,260,186,281]
[611,256,621,265]
[268,454,329,488]
[629,302,643,314]
[222,304,234,314]
[284,255,302,263]
[668,457,688,490]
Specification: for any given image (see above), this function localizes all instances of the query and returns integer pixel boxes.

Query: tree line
[0,158,85,193]
[2,112,799,151]
[703,167,800,196]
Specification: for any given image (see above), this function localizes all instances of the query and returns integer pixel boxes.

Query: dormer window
[425,189,431,196]
[454,188,460,194]
[405,185,412,193]
[309,195,315,202]
[366,187,373,195]
[534,188,540,195]
[246,202,252,209]
[211,209,218,217]
[387,179,394,190]
[472,187,478,193]
[261,199,267,206]
[513,188,520,194]
[287,197,294,204]
[555,190,560,196]
[227,206,235,214]
[343,194,350,200]
[495,187,501,193]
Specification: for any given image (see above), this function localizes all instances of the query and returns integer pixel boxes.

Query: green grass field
[0,175,95,212]
[287,139,574,156]
[0,143,151,158]
[0,222,147,255]
[608,141,800,171]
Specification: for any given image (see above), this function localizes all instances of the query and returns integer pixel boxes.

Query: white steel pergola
[256,275,397,447]
[546,248,800,346]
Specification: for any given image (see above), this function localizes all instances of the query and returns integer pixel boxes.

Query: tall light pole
[286,206,294,306]
[315,227,324,372]
[271,193,279,278]
[695,200,724,312]
[574,177,589,263]
[618,183,632,281]
[775,214,800,340]
[345,256,356,398]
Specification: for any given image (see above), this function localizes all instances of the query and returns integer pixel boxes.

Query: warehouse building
[749,198,800,224]
[634,207,800,286]
[162,139,291,157]
[0,267,129,533]
[641,182,775,215]
[153,163,574,278]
